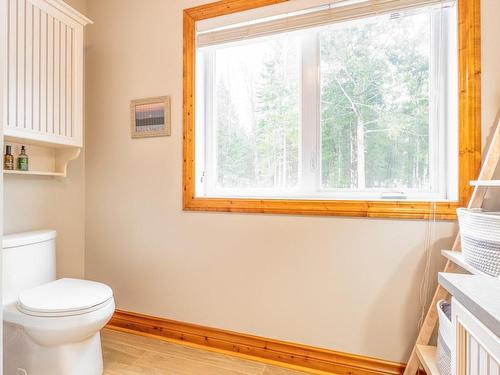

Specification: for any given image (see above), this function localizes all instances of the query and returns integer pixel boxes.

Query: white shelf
[4,170,65,177]
[470,180,500,187]
[416,345,439,375]
[3,139,81,178]
[442,250,491,277]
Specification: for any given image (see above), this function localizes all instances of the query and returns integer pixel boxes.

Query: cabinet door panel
[7,0,17,129]
[46,13,54,134]
[25,1,33,130]
[16,0,25,129]
[469,335,479,374]
[488,358,499,375]
[452,299,500,375]
[39,9,47,133]
[5,0,84,146]
[32,4,40,132]
[65,25,72,137]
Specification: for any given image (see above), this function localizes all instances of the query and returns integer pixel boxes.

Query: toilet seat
[18,278,113,317]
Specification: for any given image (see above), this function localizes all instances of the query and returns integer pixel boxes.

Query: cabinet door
[5,0,84,146]
[452,299,500,375]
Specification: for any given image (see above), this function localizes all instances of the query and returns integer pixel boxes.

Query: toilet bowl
[3,230,115,375]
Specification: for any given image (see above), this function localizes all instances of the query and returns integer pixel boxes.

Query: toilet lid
[18,278,113,316]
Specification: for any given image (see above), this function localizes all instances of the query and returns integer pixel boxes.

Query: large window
[184,0,481,219]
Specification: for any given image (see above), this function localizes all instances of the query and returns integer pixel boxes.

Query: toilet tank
[2,230,57,305]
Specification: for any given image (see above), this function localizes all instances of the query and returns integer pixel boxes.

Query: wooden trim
[184,0,288,20]
[183,9,196,210]
[457,0,482,209]
[107,310,405,375]
[184,198,459,219]
[182,0,481,220]
[456,322,468,375]
[402,1,482,373]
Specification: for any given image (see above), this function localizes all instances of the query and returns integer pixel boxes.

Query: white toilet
[3,230,115,375]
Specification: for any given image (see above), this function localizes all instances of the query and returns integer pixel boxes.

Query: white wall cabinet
[1,0,91,175]
[451,297,500,375]
[4,0,91,146]
[439,273,500,375]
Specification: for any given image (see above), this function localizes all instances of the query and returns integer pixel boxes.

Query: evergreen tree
[214,14,432,193]
[254,39,299,189]
[320,15,431,190]
[215,80,255,188]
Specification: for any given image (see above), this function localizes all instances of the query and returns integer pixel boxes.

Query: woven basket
[456,208,500,277]
[437,300,452,375]
[437,333,451,375]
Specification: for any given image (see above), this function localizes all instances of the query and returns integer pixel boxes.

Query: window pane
[320,12,433,191]
[213,36,300,191]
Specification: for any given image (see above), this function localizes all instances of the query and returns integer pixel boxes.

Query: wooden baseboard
[107,310,406,375]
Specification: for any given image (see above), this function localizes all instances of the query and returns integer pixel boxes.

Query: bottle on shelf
[4,145,14,170]
[17,146,29,171]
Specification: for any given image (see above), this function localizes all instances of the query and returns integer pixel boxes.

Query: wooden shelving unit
[405,121,500,375]
[416,345,439,375]
[470,180,500,187]
[441,250,491,277]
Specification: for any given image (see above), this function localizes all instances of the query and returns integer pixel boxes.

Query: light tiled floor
[102,329,311,375]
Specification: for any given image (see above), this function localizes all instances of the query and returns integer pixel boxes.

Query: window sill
[198,190,452,201]
[183,196,463,220]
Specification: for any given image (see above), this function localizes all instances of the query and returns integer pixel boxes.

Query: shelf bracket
[55,147,81,177]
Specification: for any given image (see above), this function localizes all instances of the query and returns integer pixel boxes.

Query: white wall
[83,0,500,363]
[481,0,500,147]
[481,0,500,209]
[3,0,88,279]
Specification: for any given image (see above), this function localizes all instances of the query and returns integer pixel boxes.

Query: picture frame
[130,96,171,138]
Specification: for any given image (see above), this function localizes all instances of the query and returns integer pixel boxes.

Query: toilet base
[4,323,104,375]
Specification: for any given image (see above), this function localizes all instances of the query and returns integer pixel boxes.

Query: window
[197,34,302,196]
[184,0,481,219]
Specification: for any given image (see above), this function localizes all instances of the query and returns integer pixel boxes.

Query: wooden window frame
[183,0,481,220]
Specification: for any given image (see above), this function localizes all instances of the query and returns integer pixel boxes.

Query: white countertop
[438,273,500,337]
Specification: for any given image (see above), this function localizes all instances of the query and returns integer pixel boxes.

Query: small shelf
[3,138,81,178]
[3,170,65,177]
[416,345,439,375]
[441,250,491,277]
[470,180,500,187]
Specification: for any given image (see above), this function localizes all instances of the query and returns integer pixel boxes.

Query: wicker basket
[437,300,452,375]
[456,208,500,277]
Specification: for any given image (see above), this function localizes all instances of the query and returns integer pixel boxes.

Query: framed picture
[130,96,171,138]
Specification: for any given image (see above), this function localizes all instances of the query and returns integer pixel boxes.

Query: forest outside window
[184,0,480,218]
[195,1,458,201]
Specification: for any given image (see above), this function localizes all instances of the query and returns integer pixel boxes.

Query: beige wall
[481,0,500,147]
[481,0,500,209]
[83,0,500,363]
[3,0,88,279]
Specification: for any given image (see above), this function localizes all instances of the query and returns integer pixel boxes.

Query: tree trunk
[356,118,365,189]
[333,76,365,190]
[282,123,287,188]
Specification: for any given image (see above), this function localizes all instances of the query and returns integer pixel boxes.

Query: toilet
[2,230,115,375]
